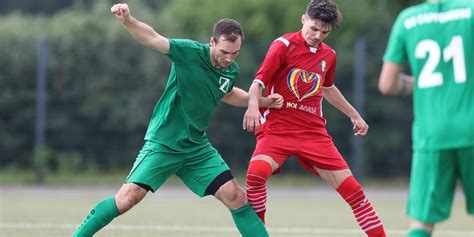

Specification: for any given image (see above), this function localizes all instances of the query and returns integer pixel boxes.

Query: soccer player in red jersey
[243,0,387,236]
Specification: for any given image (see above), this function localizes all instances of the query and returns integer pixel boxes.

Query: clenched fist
[111,3,131,23]
[267,93,284,109]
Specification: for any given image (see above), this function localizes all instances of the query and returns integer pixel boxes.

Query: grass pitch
[0,185,472,237]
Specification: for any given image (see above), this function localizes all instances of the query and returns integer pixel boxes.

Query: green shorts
[125,140,231,197]
[406,146,474,223]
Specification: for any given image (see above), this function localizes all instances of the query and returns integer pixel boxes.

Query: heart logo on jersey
[287,68,322,102]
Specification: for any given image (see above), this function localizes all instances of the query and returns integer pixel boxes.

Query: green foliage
[0,0,420,178]
[0,0,80,15]
[30,145,98,180]
[158,0,305,40]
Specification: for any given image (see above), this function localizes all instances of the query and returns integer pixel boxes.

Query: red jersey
[255,31,337,136]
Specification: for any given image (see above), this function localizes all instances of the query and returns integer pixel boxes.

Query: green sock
[72,196,120,237]
[408,228,431,237]
[230,203,269,237]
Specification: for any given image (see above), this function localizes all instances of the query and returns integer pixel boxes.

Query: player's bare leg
[316,168,352,189]
[214,179,247,209]
[316,167,387,237]
[72,183,147,237]
[115,183,148,213]
[407,219,433,237]
[214,178,269,237]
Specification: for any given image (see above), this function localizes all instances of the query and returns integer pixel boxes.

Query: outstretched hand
[267,93,284,109]
[351,117,368,136]
[111,3,131,23]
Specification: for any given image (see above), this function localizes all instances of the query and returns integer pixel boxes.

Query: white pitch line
[0,223,473,236]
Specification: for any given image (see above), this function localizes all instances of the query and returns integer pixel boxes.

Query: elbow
[249,81,263,93]
[378,62,404,96]
[378,83,392,95]
[378,80,397,96]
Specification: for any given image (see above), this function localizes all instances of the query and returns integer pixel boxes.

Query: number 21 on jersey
[416,35,466,89]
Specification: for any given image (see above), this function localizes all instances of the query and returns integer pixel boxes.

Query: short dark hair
[212,18,245,43]
[305,0,342,30]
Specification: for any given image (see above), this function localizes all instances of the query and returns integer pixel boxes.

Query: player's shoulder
[447,0,474,9]
[170,38,206,50]
[395,0,473,31]
[399,0,473,18]
[395,3,428,22]
[273,32,301,47]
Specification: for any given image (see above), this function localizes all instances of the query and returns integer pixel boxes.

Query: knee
[227,187,248,210]
[317,168,352,189]
[115,184,147,213]
[246,160,274,186]
[215,180,247,210]
[115,194,137,213]
[245,160,273,192]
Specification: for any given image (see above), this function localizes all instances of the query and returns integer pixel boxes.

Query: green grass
[1,186,472,237]
[0,169,126,186]
[0,168,410,188]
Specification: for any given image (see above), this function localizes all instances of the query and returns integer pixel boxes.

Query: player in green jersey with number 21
[379,0,474,236]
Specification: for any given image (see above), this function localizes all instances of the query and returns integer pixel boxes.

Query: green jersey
[384,0,474,150]
[144,39,239,151]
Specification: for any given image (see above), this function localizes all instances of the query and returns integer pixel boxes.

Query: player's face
[301,15,331,47]
[210,35,241,69]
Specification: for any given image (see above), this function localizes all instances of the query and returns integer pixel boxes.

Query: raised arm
[378,62,413,96]
[111,3,170,54]
[323,86,368,136]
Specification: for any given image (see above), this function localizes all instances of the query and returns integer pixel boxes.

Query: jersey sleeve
[323,52,336,87]
[254,39,287,88]
[383,14,407,64]
[167,39,200,63]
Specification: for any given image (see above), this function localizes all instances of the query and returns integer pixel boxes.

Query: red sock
[337,176,386,237]
[245,160,273,223]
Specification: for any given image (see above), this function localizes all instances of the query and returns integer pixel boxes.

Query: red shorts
[252,132,348,175]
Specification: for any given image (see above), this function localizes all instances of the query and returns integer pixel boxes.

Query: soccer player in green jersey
[72,3,283,237]
[378,0,474,236]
